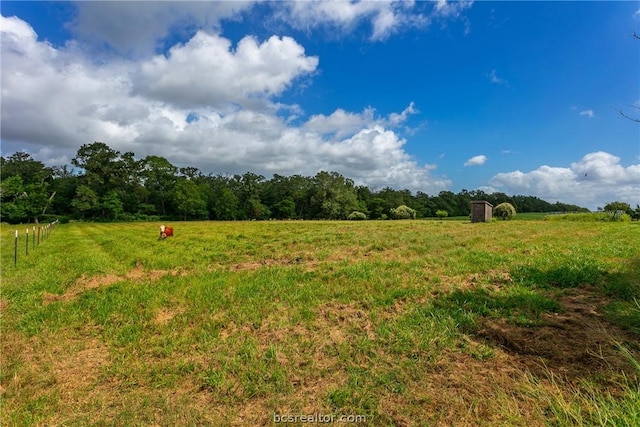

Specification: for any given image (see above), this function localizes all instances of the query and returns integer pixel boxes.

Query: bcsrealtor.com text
[273,413,368,423]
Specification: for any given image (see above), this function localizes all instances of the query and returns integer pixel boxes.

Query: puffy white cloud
[303,103,417,139]
[388,102,418,126]
[464,155,487,166]
[66,0,473,54]
[304,108,376,139]
[282,1,397,39]
[136,32,318,109]
[277,0,470,41]
[579,109,595,118]
[0,15,137,149]
[1,15,450,195]
[490,152,640,209]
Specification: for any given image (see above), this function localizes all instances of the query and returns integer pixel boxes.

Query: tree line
[1,141,594,224]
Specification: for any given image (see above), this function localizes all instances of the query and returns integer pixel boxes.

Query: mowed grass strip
[1,220,639,425]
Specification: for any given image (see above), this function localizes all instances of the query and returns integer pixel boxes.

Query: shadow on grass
[432,287,562,330]
[509,255,640,332]
[431,256,640,379]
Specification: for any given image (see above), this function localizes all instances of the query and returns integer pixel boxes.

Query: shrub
[390,205,416,220]
[494,202,516,220]
[436,210,448,219]
[347,211,367,220]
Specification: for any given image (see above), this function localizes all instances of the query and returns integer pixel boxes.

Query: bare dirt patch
[476,287,639,380]
[153,306,186,325]
[315,302,377,341]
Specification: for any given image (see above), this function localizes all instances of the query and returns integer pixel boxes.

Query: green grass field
[2,220,639,426]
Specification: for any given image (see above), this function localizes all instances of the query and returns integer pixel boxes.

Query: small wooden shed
[471,201,493,223]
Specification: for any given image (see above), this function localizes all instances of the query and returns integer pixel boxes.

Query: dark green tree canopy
[0,142,596,223]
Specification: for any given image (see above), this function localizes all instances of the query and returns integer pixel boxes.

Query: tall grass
[525,345,640,426]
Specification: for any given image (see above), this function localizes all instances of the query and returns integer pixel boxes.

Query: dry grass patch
[1,329,110,424]
[377,351,536,426]
[42,261,185,304]
[153,306,186,325]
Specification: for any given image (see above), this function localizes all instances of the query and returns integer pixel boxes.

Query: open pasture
[1,220,639,425]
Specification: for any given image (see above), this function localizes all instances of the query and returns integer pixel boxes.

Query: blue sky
[1,1,639,210]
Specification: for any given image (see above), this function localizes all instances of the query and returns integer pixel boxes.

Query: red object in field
[159,225,174,239]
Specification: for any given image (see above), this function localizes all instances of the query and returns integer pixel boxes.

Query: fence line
[13,219,58,267]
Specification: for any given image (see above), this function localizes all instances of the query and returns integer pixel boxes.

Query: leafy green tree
[287,175,314,219]
[247,197,271,220]
[72,185,100,218]
[262,174,314,219]
[101,190,124,220]
[72,142,121,197]
[179,166,202,181]
[374,187,414,217]
[494,202,516,220]
[310,171,362,219]
[367,197,388,219]
[433,191,457,217]
[0,175,29,222]
[1,152,51,184]
[142,155,178,216]
[116,151,146,214]
[205,175,240,220]
[0,152,56,222]
[271,197,296,219]
[436,209,448,220]
[229,172,268,220]
[172,179,207,220]
[49,165,79,219]
[603,201,633,215]
[413,191,436,218]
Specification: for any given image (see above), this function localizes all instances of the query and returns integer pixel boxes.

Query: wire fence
[12,220,59,267]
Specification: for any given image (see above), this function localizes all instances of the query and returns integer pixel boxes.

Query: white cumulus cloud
[464,155,487,166]
[66,0,473,55]
[136,32,319,109]
[579,109,595,118]
[277,0,471,41]
[490,152,640,209]
[1,14,450,196]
